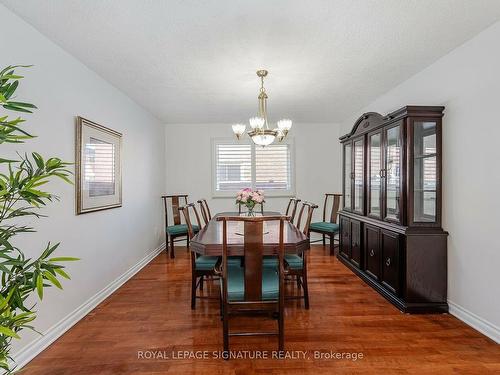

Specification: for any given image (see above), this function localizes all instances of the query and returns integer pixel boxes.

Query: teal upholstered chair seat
[263,255,279,268]
[167,224,199,236]
[309,222,339,233]
[284,254,303,270]
[227,266,279,301]
[227,256,242,267]
[195,255,219,271]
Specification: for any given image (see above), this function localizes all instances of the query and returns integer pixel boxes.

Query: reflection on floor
[23,245,500,374]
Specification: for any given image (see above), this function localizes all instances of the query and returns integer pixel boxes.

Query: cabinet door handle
[379,169,383,178]
[370,249,375,257]
[385,257,391,267]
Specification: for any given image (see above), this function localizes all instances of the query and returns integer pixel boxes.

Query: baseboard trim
[13,242,166,370]
[448,300,500,344]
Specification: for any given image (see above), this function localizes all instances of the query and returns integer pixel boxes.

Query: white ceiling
[3,0,500,123]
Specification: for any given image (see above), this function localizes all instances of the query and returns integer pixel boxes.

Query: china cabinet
[339,106,448,313]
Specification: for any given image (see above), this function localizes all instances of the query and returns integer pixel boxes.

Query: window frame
[211,137,296,198]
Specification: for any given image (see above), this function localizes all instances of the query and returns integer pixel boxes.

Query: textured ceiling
[3,0,500,123]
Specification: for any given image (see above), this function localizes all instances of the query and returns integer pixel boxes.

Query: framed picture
[75,116,122,214]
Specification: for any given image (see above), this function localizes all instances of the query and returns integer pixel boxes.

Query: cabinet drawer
[350,219,361,268]
[339,216,351,259]
[364,224,381,280]
[381,230,401,295]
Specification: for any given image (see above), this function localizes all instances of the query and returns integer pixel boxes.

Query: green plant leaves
[0,64,77,372]
[0,326,20,339]
[36,273,44,300]
[48,257,80,262]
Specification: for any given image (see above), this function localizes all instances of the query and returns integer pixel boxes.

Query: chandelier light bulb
[253,133,276,147]
[277,119,292,136]
[249,117,265,130]
[232,123,246,139]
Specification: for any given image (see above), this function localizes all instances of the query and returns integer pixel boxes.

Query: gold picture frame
[75,116,122,214]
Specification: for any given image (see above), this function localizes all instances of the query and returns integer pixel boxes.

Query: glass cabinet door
[413,121,437,222]
[353,139,364,213]
[384,124,402,222]
[343,142,352,210]
[368,132,382,218]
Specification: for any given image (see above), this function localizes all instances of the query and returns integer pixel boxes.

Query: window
[85,137,116,197]
[213,139,294,196]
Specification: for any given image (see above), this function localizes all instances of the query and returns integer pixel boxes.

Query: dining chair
[217,215,287,353]
[180,203,219,309]
[285,197,301,224]
[238,202,264,215]
[162,194,200,259]
[308,193,342,255]
[197,199,212,226]
[286,201,318,309]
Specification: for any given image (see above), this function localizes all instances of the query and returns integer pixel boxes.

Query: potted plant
[0,65,78,373]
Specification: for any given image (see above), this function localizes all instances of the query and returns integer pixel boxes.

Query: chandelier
[231,70,292,147]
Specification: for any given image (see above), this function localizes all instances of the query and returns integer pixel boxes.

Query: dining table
[190,211,310,256]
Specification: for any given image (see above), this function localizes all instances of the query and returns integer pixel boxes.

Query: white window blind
[255,144,292,191]
[215,144,252,192]
[213,140,294,195]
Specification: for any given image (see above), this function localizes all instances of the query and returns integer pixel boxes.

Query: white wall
[165,122,342,240]
[340,21,500,342]
[1,4,166,361]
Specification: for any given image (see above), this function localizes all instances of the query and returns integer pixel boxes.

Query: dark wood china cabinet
[339,106,448,313]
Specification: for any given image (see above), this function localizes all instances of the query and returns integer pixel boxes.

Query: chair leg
[330,234,334,256]
[165,233,169,255]
[223,308,229,354]
[200,275,204,291]
[187,236,190,250]
[170,236,175,259]
[302,274,310,309]
[191,274,197,310]
[322,234,326,246]
[278,308,284,351]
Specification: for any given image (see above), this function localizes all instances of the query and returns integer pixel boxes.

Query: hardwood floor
[23,245,499,375]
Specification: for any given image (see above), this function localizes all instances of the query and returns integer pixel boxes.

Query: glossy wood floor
[23,245,499,375]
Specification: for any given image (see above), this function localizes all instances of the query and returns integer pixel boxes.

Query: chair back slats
[162,194,189,227]
[218,215,287,303]
[197,199,212,225]
[244,220,264,301]
[296,202,319,236]
[179,203,202,239]
[295,203,306,231]
[285,198,301,224]
[322,193,342,224]
[172,196,181,225]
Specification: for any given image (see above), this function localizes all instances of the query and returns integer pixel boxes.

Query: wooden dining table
[190,211,310,256]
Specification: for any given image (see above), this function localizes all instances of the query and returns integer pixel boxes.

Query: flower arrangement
[236,188,265,215]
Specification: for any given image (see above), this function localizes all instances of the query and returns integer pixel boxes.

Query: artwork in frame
[75,116,122,214]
